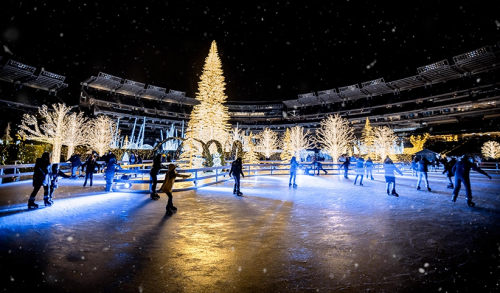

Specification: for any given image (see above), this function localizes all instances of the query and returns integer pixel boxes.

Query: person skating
[229,157,245,196]
[354,157,365,186]
[159,164,190,215]
[104,157,121,193]
[339,156,350,179]
[46,163,64,205]
[416,157,431,191]
[411,157,419,177]
[383,157,403,197]
[313,160,328,175]
[67,153,81,179]
[442,157,456,189]
[149,154,164,199]
[451,155,492,207]
[82,155,97,187]
[289,156,299,188]
[365,157,374,180]
[28,152,52,209]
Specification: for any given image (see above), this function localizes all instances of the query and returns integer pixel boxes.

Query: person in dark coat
[229,157,245,196]
[149,154,164,199]
[354,157,365,186]
[339,156,350,179]
[383,157,403,197]
[289,156,299,188]
[104,157,121,193]
[82,155,97,187]
[129,152,137,165]
[364,157,374,180]
[67,153,81,179]
[28,152,52,209]
[313,160,328,175]
[451,155,491,207]
[442,157,456,189]
[416,157,431,191]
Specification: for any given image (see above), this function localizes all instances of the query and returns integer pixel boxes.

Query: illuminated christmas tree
[289,125,313,159]
[481,141,500,159]
[280,128,294,164]
[314,114,354,162]
[373,126,397,161]
[86,115,119,156]
[186,41,230,157]
[63,112,88,160]
[244,137,260,166]
[360,117,375,157]
[256,127,279,159]
[18,103,72,163]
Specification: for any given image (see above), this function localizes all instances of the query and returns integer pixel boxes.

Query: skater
[313,160,328,175]
[411,157,419,177]
[160,164,191,215]
[229,157,245,196]
[416,157,432,191]
[354,157,365,186]
[339,156,350,179]
[451,155,492,207]
[383,157,403,197]
[27,152,52,209]
[365,157,374,180]
[46,163,65,206]
[82,154,97,187]
[67,153,81,179]
[149,154,164,199]
[104,157,121,193]
[442,157,456,189]
[289,156,299,188]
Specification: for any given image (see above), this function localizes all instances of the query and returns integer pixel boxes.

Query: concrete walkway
[1,170,499,292]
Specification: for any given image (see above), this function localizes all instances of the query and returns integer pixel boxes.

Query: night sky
[1,1,500,104]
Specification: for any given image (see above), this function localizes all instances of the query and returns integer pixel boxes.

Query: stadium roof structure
[0,58,68,95]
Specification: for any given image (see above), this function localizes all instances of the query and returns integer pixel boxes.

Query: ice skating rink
[1,170,499,292]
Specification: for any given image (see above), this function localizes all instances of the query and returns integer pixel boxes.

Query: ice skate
[166,207,173,215]
[417,186,421,190]
[391,190,399,197]
[150,193,160,200]
[387,189,390,195]
[44,197,52,207]
[170,206,177,211]
[359,183,363,186]
[28,200,38,209]
[427,187,432,192]
[293,183,297,188]
[467,201,475,207]
[237,191,243,196]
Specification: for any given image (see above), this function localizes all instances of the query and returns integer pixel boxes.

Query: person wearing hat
[159,164,190,215]
[149,153,165,199]
[229,157,245,196]
[451,155,492,207]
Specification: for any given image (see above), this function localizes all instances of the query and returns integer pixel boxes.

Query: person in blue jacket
[451,155,491,207]
[354,157,365,186]
[383,157,403,197]
[104,157,121,193]
[416,157,431,192]
[28,152,52,209]
[364,157,374,180]
[289,156,299,188]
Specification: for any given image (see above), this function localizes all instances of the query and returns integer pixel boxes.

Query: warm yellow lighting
[315,114,354,163]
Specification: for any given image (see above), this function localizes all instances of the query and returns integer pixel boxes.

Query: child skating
[383,157,403,197]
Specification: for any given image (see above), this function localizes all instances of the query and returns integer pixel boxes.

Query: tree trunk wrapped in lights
[186,40,230,161]
[314,114,354,163]
[481,141,500,159]
[86,115,119,157]
[63,112,88,160]
[361,117,375,157]
[373,126,397,161]
[289,125,313,160]
[18,103,72,163]
[256,127,279,159]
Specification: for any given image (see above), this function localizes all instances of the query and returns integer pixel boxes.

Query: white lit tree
[481,141,500,159]
[373,126,397,161]
[280,128,294,162]
[314,114,354,163]
[187,40,230,156]
[244,138,260,167]
[86,115,119,156]
[63,112,88,160]
[256,127,279,159]
[18,103,72,163]
[289,125,313,159]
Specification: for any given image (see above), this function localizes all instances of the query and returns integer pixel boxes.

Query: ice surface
[1,170,499,292]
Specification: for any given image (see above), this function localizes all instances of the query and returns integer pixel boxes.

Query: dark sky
[1,1,499,104]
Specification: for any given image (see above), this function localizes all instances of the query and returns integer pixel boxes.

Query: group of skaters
[283,154,492,207]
